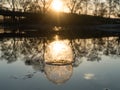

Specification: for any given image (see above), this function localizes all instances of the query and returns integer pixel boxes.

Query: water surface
[0,27,120,90]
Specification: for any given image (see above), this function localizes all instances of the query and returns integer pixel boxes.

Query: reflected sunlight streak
[54,35,59,40]
[45,40,73,65]
[53,26,62,31]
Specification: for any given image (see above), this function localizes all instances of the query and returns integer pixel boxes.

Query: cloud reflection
[84,73,95,80]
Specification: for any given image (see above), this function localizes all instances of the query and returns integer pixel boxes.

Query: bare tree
[5,0,40,12]
[106,0,115,18]
[82,0,91,15]
[12,0,15,11]
[66,0,83,14]
[0,0,2,7]
[19,0,32,12]
[92,0,101,16]
[26,0,41,12]
[113,0,120,17]
[98,2,107,17]
[40,0,53,14]
[6,0,23,11]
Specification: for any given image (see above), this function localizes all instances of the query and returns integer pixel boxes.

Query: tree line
[0,0,120,18]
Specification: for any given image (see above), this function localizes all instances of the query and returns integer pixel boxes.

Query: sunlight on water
[54,35,59,40]
[44,64,73,85]
[45,40,73,65]
[53,26,62,31]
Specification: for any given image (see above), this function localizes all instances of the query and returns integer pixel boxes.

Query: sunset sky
[0,0,106,12]
[0,0,119,18]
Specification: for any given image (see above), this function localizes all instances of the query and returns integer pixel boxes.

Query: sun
[51,0,63,12]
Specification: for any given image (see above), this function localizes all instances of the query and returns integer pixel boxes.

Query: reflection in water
[0,38,45,64]
[84,73,95,80]
[44,64,73,85]
[0,36,120,65]
[53,26,62,31]
[0,36,120,84]
[45,40,73,65]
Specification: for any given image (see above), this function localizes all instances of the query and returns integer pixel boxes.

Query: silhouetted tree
[98,2,107,17]
[66,0,83,14]
[40,0,53,14]
[106,0,115,18]
[113,0,120,17]
[0,0,2,8]
[93,0,100,16]
[82,0,91,15]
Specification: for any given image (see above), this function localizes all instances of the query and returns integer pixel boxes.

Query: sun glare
[51,0,63,12]
[45,40,73,65]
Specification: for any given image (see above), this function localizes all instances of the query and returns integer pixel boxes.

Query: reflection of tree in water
[103,37,120,56]
[71,37,120,63]
[0,38,45,64]
[71,39,87,67]
[86,38,102,62]
[0,36,120,68]
[0,38,17,63]
[71,38,102,63]
[0,36,120,84]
